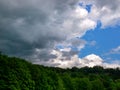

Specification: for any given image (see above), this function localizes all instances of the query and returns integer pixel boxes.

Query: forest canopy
[0,54,120,90]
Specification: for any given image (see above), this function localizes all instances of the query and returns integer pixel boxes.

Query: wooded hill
[0,54,120,90]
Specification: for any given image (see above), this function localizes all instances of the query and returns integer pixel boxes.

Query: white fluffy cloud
[81,0,120,27]
[78,18,96,30]
[81,54,103,67]
[72,6,88,18]
[34,50,120,68]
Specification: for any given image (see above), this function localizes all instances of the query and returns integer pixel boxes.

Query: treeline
[0,54,120,90]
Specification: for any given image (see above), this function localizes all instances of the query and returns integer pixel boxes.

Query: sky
[0,0,120,68]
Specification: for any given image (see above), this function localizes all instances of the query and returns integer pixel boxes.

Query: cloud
[72,5,88,18]
[0,0,120,68]
[35,52,120,68]
[81,54,103,67]
[78,18,96,30]
[104,46,120,56]
[103,63,120,69]
[81,54,120,68]
[87,0,120,27]
[110,46,120,54]
[88,40,96,46]
[0,0,96,59]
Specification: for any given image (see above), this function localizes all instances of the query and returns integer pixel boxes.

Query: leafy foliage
[0,54,120,90]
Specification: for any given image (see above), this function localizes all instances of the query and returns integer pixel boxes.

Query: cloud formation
[110,46,120,54]
[81,0,120,27]
[36,51,120,68]
[0,0,120,68]
[0,0,95,58]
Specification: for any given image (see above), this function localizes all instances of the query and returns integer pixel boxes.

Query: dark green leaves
[0,54,120,90]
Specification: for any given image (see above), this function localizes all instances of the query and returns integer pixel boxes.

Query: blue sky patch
[79,2,92,13]
[81,25,120,62]
[85,4,92,13]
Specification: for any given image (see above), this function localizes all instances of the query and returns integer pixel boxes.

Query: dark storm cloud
[0,0,79,61]
[60,50,79,60]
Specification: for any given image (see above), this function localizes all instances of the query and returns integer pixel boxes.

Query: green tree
[91,79,104,90]
[73,78,91,90]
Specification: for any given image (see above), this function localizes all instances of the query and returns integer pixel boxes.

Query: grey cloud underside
[95,0,120,9]
[82,0,120,9]
[0,0,79,60]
